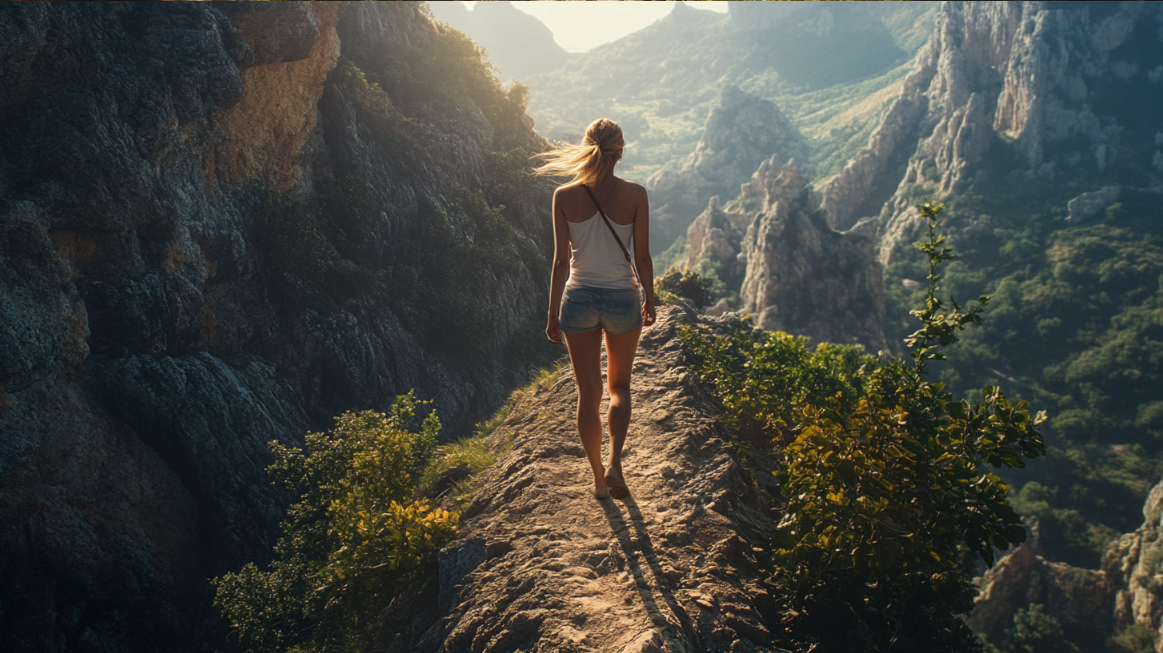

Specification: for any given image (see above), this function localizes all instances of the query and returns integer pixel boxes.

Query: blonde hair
[532,118,624,187]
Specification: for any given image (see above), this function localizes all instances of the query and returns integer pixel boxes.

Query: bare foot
[603,465,629,499]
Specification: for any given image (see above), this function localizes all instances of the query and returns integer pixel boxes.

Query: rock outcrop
[413,306,787,653]
[822,1,1163,260]
[969,480,1163,650]
[738,158,888,353]
[967,542,1115,650]
[683,155,888,353]
[0,3,552,651]
[647,85,807,255]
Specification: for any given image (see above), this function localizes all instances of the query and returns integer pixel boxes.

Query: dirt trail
[414,306,787,653]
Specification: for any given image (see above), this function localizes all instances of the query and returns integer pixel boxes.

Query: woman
[535,118,656,500]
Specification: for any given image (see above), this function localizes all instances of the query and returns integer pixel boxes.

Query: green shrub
[683,202,1045,652]
[883,163,1163,567]
[682,322,870,454]
[656,265,717,308]
[983,604,1080,653]
[1109,623,1157,653]
[212,392,455,653]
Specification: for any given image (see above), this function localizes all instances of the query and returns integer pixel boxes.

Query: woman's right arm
[546,188,571,344]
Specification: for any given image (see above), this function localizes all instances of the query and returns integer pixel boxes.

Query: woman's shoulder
[553,182,585,199]
[620,179,647,197]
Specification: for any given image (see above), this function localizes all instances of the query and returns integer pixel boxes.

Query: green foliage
[905,203,991,377]
[212,392,456,653]
[883,164,1163,567]
[683,203,1045,652]
[983,604,1080,653]
[655,266,718,309]
[682,321,870,454]
[253,176,378,318]
[1109,623,1157,653]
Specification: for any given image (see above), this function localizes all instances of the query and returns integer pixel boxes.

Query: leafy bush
[656,265,717,308]
[683,202,1046,652]
[682,323,870,454]
[982,604,1080,653]
[1109,623,1157,653]
[212,392,455,653]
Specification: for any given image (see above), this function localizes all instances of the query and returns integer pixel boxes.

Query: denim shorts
[559,286,643,335]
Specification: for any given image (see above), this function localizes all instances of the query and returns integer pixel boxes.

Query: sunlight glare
[458,1,729,53]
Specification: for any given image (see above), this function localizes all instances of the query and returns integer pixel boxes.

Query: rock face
[1067,185,1121,223]
[414,306,787,653]
[683,155,888,353]
[738,158,888,353]
[822,1,1163,260]
[967,543,1115,650]
[0,3,552,651]
[969,481,1163,649]
[647,85,807,255]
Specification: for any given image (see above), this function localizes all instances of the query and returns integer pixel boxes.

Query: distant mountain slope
[525,1,937,190]
[646,85,807,252]
[427,1,571,84]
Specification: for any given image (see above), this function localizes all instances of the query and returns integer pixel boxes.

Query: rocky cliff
[683,154,887,353]
[411,306,786,653]
[969,480,1163,650]
[822,1,1163,259]
[0,3,553,651]
[647,85,807,256]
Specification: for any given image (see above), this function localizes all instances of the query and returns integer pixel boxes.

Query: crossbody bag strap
[582,184,643,291]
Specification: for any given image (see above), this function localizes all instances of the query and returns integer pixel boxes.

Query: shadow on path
[601,495,701,648]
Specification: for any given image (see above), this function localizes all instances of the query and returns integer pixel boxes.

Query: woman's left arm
[633,185,656,327]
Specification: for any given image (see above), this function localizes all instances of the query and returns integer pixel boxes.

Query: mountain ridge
[415,305,786,653]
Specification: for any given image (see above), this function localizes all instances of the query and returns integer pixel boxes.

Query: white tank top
[565,212,639,290]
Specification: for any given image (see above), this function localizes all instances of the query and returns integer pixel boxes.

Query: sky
[458,1,729,53]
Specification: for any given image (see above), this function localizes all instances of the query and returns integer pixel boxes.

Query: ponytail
[532,118,624,186]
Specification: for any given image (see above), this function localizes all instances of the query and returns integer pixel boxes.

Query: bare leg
[604,324,642,492]
[564,329,607,496]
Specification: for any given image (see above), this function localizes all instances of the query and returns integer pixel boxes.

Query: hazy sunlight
[459,0,728,53]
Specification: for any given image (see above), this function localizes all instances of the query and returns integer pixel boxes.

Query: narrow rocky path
[414,307,786,653]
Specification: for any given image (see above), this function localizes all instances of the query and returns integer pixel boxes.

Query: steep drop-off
[0,3,554,650]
